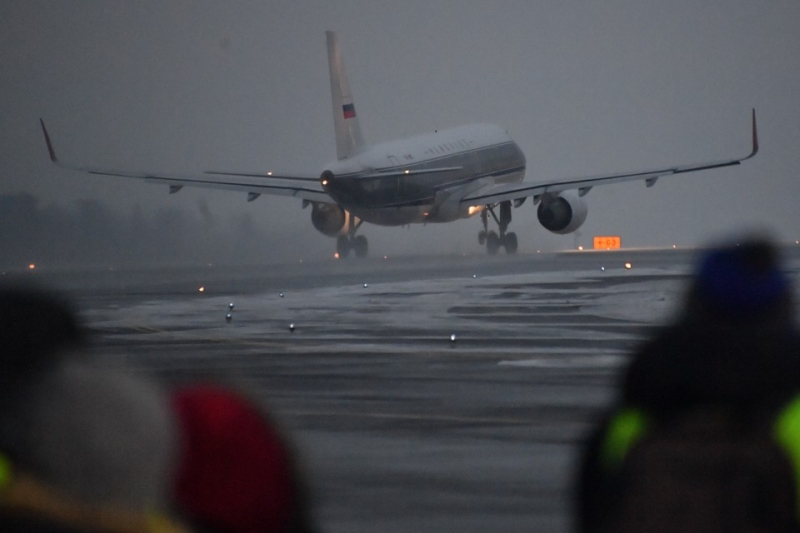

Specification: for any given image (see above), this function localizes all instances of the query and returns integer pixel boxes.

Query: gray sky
[2,0,799,260]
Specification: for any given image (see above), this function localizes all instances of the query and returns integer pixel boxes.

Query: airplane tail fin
[327,31,365,160]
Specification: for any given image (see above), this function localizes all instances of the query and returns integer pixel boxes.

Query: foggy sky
[2,1,800,265]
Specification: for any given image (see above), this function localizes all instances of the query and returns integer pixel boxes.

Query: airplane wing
[462,109,758,206]
[40,120,332,204]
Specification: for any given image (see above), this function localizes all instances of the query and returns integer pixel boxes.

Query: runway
[19,246,800,533]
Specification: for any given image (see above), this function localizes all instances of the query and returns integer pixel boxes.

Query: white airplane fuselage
[321,124,526,226]
[40,30,757,258]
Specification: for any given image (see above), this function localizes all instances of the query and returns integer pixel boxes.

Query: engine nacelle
[310,202,356,237]
[536,191,588,234]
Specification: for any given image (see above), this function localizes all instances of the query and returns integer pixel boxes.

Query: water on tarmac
[13,246,800,533]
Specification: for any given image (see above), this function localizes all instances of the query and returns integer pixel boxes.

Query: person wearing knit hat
[0,285,185,533]
[622,237,798,409]
[575,237,800,532]
[170,384,315,533]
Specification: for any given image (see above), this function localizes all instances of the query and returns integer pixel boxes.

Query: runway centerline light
[289,323,295,332]
[228,302,234,310]
[225,313,232,323]
[363,283,369,288]
[450,334,457,343]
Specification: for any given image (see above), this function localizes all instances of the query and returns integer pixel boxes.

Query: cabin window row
[424,139,471,156]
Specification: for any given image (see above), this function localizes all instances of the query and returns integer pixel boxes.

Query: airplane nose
[320,170,335,188]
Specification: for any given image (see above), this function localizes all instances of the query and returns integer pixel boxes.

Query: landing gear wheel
[486,231,501,255]
[504,232,518,254]
[353,235,368,258]
[336,236,350,258]
[478,230,487,245]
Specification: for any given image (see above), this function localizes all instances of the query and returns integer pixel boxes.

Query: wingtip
[39,118,58,163]
[749,108,759,159]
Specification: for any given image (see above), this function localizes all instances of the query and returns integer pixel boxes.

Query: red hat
[171,385,297,533]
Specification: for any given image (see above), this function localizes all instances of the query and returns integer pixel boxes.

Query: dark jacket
[576,319,800,533]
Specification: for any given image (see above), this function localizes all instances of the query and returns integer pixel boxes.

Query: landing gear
[352,235,368,257]
[479,201,518,255]
[336,222,368,258]
[486,231,501,255]
[336,236,351,258]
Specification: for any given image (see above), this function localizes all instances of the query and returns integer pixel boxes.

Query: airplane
[41,31,758,258]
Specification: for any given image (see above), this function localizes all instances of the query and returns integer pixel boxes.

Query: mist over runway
[23,246,800,533]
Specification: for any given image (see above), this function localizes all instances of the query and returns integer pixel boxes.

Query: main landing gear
[336,221,368,258]
[478,200,518,255]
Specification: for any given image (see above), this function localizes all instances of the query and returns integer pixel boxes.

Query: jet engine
[310,202,356,237]
[536,191,588,234]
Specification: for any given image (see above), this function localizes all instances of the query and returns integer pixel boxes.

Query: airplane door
[388,156,406,197]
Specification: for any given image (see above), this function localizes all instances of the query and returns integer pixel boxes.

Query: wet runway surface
[21,246,800,533]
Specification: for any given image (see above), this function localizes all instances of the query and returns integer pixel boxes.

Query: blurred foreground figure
[171,384,315,533]
[577,238,800,533]
[0,285,182,533]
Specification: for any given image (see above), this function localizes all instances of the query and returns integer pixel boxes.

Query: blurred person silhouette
[0,285,184,533]
[170,383,315,533]
[576,237,800,533]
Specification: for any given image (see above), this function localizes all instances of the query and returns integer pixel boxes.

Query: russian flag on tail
[342,103,356,119]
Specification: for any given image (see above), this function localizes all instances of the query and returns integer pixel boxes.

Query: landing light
[334,252,340,259]
[267,171,273,176]
[404,170,410,174]
[624,262,632,269]
[28,263,36,270]
[578,246,584,251]
[198,286,205,292]
[322,179,329,186]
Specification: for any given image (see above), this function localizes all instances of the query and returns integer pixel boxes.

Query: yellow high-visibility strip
[600,408,650,470]
[774,395,800,522]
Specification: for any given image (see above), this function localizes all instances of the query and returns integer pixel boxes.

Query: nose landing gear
[478,201,518,255]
